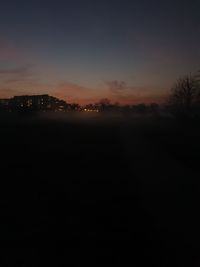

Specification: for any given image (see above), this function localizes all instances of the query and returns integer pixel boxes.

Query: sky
[0,0,200,104]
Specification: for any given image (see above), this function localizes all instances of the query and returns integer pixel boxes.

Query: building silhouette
[0,94,69,112]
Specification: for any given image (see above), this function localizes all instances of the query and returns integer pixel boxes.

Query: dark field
[0,113,200,266]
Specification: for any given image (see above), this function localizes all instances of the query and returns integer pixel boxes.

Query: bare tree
[169,74,200,114]
[195,70,200,101]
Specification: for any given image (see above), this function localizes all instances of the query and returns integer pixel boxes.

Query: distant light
[83,108,99,113]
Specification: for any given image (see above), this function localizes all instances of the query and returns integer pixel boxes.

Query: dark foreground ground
[0,113,200,266]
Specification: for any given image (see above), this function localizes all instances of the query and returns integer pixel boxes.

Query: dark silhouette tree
[195,70,200,101]
[169,74,200,115]
[69,103,80,111]
[84,104,95,110]
[96,98,111,111]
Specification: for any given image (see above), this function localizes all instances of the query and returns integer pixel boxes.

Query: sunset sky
[0,0,200,104]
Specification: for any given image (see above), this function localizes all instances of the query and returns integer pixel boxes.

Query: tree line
[84,70,200,118]
[1,71,200,117]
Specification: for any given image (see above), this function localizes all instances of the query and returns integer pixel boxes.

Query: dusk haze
[0,0,200,104]
[1,1,200,266]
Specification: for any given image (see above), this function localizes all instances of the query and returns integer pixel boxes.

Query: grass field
[0,113,200,266]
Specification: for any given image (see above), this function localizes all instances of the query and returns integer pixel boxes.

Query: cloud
[0,73,168,105]
[105,80,168,104]
[105,80,146,96]
[0,65,40,88]
[0,83,167,104]
[109,93,167,105]
[53,80,167,105]
[0,65,51,98]
[105,80,128,94]
[54,82,102,104]
[3,78,31,84]
[0,65,32,77]
[0,82,51,98]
